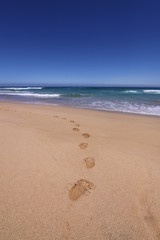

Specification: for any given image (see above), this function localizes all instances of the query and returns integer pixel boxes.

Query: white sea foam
[143,90,160,94]
[124,90,138,93]
[90,100,160,116]
[1,87,43,90]
[0,91,61,98]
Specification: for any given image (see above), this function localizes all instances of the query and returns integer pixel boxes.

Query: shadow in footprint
[79,143,88,149]
[73,127,79,132]
[82,133,90,138]
[70,120,75,123]
[84,157,95,168]
[68,179,95,201]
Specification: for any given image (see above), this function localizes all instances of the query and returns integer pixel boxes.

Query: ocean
[0,86,160,116]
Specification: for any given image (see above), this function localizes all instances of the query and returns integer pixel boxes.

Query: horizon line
[0,84,160,88]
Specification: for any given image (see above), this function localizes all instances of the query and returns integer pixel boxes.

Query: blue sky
[0,0,160,86]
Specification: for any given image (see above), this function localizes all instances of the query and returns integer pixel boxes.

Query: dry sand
[0,101,160,240]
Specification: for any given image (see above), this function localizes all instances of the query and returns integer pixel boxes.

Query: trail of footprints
[53,114,95,201]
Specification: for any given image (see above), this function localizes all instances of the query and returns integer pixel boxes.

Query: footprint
[84,157,95,168]
[79,143,88,149]
[62,117,67,120]
[73,127,79,132]
[54,115,59,118]
[68,179,95,201]
[82,133,90,138]
[76,124,80,127]
[70,120,75,123]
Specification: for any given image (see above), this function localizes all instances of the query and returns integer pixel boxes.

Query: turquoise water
[0,86,160,116]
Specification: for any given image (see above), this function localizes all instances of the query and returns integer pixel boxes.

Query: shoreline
[0,99,160,119]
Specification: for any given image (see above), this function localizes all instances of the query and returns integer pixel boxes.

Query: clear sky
[0,0,160,86]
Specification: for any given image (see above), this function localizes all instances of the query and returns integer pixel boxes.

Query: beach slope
[0,102,160,240]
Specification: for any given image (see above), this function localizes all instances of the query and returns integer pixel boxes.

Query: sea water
[0,86,160,116]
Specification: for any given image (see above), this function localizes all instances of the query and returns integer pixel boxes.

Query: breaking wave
[124,90,138,93]
[1,87,43,90]
[143,90,160,94]
[0,91,61,98]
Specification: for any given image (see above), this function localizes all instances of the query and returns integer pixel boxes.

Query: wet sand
[0,101,160,240]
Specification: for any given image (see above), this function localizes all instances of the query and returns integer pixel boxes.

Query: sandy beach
[0,101,160,240]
